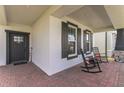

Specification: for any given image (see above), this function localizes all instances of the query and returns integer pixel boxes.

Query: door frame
[5,30,30,64]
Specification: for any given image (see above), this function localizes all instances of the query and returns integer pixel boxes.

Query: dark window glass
[84,30,93,54]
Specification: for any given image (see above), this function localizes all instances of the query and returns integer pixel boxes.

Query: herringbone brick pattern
[0,62,123,87]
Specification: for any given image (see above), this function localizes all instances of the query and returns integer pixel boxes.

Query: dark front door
[6,30,30,64]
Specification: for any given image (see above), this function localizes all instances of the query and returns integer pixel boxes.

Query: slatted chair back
[80,49,86,61]
[80,48,102,73]
[92,47,102,62]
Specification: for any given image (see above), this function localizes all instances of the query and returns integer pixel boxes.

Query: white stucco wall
[93,31,116,57]
[49,16,82,75]
[32,10,50,75]
[93,32,106,53]
[48,16,92,75]
[0,24,32,66]
[107,31,117,56]
[31,10,93,76]
[0,28,6,65]
[31,6,61,75]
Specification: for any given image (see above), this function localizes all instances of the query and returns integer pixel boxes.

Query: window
[13,36,24,43]
[83,30,93,54]
[61,21,81,59]
[68,24,77,58]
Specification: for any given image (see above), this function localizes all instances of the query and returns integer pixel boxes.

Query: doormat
[13,62,27,65]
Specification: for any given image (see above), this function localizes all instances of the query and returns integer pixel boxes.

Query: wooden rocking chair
[92,47,109,63]
[80,49,102,73]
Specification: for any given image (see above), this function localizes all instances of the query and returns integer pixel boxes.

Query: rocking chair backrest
[80,49,86,62]
[80,48,102,73]
[92,47,101,61]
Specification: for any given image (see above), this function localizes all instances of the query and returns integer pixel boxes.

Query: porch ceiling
[1,5,124,32]
[52,5,83,18]
[104,5,124,29]
[67,5,115,32]
[5,5,51,26]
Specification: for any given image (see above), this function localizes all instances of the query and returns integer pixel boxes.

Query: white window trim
[68,24,77,58]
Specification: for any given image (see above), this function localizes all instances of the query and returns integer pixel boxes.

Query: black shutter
[83,31,87,53]
[62,22,68,58]
[91,33,93,51]
[115,29,124,50]
[77,28,81,54]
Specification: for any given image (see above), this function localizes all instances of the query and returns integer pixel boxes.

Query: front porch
[0,5,124,87]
